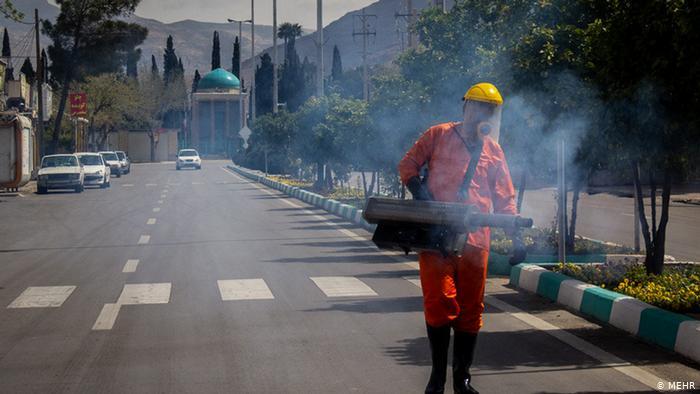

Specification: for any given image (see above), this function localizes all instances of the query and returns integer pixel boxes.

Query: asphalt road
[0,161,697,393]
[520,189,700,261]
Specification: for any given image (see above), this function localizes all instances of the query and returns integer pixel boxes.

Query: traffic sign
[69,92,87,117]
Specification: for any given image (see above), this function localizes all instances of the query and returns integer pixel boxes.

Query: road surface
[0,161,697,393]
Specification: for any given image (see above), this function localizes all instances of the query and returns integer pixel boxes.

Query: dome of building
[197,68,240,91]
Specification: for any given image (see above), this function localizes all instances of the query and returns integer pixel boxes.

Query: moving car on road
[37,154,85,194]
[77,152,110,189]
[116,151,131,174]
[176,149,201,170]
[99,151,122,177]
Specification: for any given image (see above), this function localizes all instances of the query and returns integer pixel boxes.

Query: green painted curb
[580,287,626,322]
[509,264,523,286]
[536,271,569,301]
[638,308,694,351]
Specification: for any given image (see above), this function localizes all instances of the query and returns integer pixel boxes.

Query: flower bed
[491,227,633,256]
[554,262,700,314]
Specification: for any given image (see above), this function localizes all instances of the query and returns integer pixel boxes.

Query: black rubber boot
[453,331,479,394]
[425,324,451,394]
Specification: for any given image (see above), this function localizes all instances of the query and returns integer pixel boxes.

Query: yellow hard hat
[463,83,503,106]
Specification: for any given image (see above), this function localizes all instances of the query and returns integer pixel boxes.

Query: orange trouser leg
[419,246,489,333]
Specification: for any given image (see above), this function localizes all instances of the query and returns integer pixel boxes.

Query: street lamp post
[250,0,256,123]
[272,0,278,113]
[227,18,252,130]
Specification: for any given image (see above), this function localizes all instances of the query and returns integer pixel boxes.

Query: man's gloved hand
[406,176,433,201]
[508,230,527,266]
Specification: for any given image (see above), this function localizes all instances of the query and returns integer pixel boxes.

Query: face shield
[463,100,503,143]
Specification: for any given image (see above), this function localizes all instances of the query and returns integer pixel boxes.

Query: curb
[228,165,377,232]
[509,264,700,363]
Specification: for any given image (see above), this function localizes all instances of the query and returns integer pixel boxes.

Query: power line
[352,7,376,101]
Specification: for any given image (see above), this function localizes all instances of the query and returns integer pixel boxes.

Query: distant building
[191,68,248,156]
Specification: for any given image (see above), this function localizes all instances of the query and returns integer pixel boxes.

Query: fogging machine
[363,197,533,256]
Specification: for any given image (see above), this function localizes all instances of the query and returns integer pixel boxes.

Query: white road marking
[192,181,204,185]
[153,207,161,212]
[92,303,122,330]
[147,218,157,225]
[18,193,25,198]
[117,283,171,305]
[122,259,140,273]
[122,184,134,187]
[484,295,664,391]
[160,194,166,199]
[220,166,666,391]
[168,183,180,186]
[137,235,150,245]
[217,279,275,300]
[146,183,157,187]
[8,286,76,308]
[311,277,377,297]
[157,200,163,204]
[404,276,422,288]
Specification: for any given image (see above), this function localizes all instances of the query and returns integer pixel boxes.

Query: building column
[210,99,215,154]
[192,96,199,150]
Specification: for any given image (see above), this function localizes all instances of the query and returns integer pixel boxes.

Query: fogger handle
[467,214,534,229]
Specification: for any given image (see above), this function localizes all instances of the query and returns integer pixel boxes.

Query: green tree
[232,36,240,77]
[255,53,274,115]
[192,69,201,92]
[243,110,298,173]
[151,54,159,76]
[80,73,139,148]
[20,57,36,85]
[0,0,22,21]
[163,35,179,82]
[277,22,302,50]
[331,45,342,81]
[2,28,13,81]
[43,0,146,153]
[211,31,221,70]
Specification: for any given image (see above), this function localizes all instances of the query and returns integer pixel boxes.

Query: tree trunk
[633,162,660,274]
[325,165,333,191]
[361,171,368,199]
[651,170,672,275]
[517,167,527,214]
[649,172,657,235]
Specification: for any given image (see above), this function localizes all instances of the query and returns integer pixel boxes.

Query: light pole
[227,18,252,130]
[250,0,256,123]
[272,0,278,113]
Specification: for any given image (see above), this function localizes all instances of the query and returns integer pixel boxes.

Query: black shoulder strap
[454,129,483,201]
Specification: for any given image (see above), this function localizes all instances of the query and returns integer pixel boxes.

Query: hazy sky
[133,0,380,28]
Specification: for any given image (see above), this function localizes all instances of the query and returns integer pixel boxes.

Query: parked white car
[176,149,201,170]
[116,151,131,174]
[77,152,110,188]
[37,154,85,194]
[99,151,122,177]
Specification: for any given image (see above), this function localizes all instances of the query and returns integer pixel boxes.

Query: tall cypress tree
[126,48,140,79]
[151,54,159,76]
[255,53,274,115]
[3,28,13,81]
[211,31,221,70]
[20,57,36,84]
[232,36,240,77]
[178,57,184,74]
[193,69,201,92]
[163,35,179,82]
[331,45,343,81]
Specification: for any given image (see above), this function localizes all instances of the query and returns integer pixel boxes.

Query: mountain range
[3,0,433,82]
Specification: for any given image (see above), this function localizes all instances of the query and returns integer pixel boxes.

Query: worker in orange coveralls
[398,83,525,394]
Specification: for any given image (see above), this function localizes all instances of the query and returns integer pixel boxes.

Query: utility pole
[316,0,324,97]
[353,8,376,101]
[250,0,256,122]
[395,0,416,49]
[272,0,278,113]
[228,19,253,129]
[35,8,45,158]
[557,139,567,264]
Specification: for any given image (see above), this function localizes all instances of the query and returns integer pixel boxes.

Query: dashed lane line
[153,207,161,213]
[137,235,150,245]
[92,283,172,330]
[217,279,275,300]
[122,184,134,187]
[122,259,139,273]
[147,218,157,225]
[7,286,76,308]
[220,166,667,391]
[157,200,163,204]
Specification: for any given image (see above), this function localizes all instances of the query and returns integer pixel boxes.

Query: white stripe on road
[117,283,171,305]
[484,295,664,391]
[153,207,161,213]
[92,303,122,330]
[147,218,157,225]
[404,276,422,288]
[157,200,163,204]
[192,181,204,185]
[310,277,377,297]
[122,184,134,187]
[137,235,150,245]
[146,183,157,187]
[122,259,140,273]
[217,279,275,300]
[7,286,76,308]
[160,194,166,198]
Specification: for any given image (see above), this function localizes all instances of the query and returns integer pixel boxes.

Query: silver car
[116,151,131,174]
[36,154,85,194]
[99,151,122,178]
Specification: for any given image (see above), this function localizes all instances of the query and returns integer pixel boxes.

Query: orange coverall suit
[398,122,517,333]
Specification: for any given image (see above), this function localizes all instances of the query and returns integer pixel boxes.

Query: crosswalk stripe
[138,235,150,245]
[117,283,171,305]
[217,279,275,300]
[404,276,422,288]
[310,277,378,297]
[123,259,140,273]
[153,207,161,212]
[7,286,76,308]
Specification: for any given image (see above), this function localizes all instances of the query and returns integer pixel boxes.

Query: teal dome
[198,68,240,91]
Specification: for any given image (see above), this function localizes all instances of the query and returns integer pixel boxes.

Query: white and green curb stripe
[228,165,376,231]
[509,264,700,363]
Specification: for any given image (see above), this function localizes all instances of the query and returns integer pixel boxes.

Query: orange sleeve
[490,145,517,215]
[398,128,436,185]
